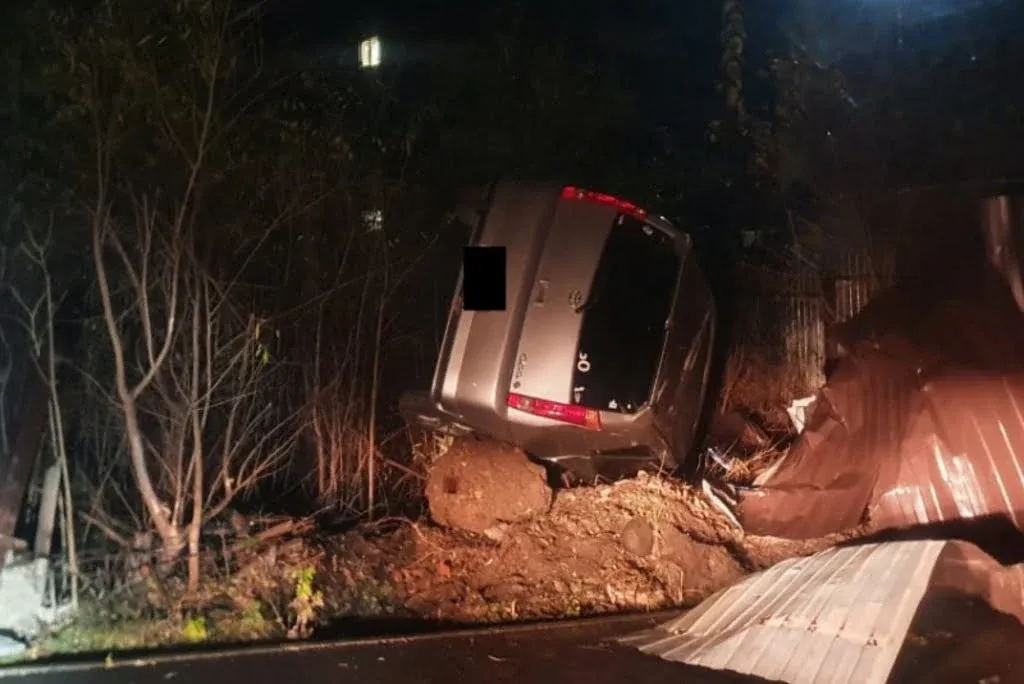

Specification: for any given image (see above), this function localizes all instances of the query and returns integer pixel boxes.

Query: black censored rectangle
[462,246,506,311]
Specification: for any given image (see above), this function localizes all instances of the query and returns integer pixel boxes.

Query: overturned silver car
[401,181,716,481]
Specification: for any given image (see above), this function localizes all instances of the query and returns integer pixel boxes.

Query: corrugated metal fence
[732,250,893,395]
[833,250,894,324]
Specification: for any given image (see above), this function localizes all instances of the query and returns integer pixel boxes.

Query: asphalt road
[0,592,1021,684]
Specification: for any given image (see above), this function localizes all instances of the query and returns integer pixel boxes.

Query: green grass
[6,597,279,663]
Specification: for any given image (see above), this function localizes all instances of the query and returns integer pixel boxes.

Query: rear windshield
[571,214,680,414]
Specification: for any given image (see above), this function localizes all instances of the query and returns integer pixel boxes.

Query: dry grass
[719,348,812,430]
[705,348,809,486]
[716,444,790,486]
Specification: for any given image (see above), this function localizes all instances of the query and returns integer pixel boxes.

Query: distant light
[362,209,383,232]
[359,36,381,68]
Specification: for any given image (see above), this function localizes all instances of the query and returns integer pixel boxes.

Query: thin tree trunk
[366,252,389,519]
[187,432,203,592]
[44,273,78,606]
[92,220,180,560]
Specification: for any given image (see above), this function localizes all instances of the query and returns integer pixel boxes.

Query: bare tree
[92,201,298,589]
[48,0,305,590]
[8,219,80,607]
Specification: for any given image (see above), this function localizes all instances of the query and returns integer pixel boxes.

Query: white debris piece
[786,395,818,434]
[700,479,742,530]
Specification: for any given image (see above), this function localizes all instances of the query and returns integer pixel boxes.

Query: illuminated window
[362,209,383,232]
[359,36,381,68]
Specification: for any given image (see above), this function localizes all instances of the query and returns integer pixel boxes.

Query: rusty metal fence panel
[833,250,895,323]
[732,250,892,396]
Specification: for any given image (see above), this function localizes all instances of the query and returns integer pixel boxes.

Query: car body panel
[430,182,559,442]
[510,199,614,406]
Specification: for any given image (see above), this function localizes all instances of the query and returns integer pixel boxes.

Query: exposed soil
[424,439,553,534]
[33,430,862,655]
[319,472,867,625]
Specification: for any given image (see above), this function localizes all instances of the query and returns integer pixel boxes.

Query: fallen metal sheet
[737,353,919,537]
[621,540,1024,684]
[871,372,1024,533]
[736,264,1024,539]
[931,539,1024,624]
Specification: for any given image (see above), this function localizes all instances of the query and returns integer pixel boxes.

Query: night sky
[259,0,1003,115]
[266,0,719,44]
[261,1,1010,66]
[261,0,749,147]
[262,0,737,71]
[256,0,1020,199]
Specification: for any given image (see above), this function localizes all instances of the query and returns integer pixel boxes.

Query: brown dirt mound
[424,438,552,534]
[320,472,867,624]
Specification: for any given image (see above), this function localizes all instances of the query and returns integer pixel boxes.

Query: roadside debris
[700,409,790,490]
[702,446,734,474]
[706,410,772,453]
[620,197,1024,684]
[736,262,1024,540]
[732,196,1024,540]
[0,550,74,658]
[622,539,1024,684]
[785,395,816,435]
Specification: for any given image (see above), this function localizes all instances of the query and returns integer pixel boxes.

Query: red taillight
[507,393,602,430]
[561,186,647,219]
